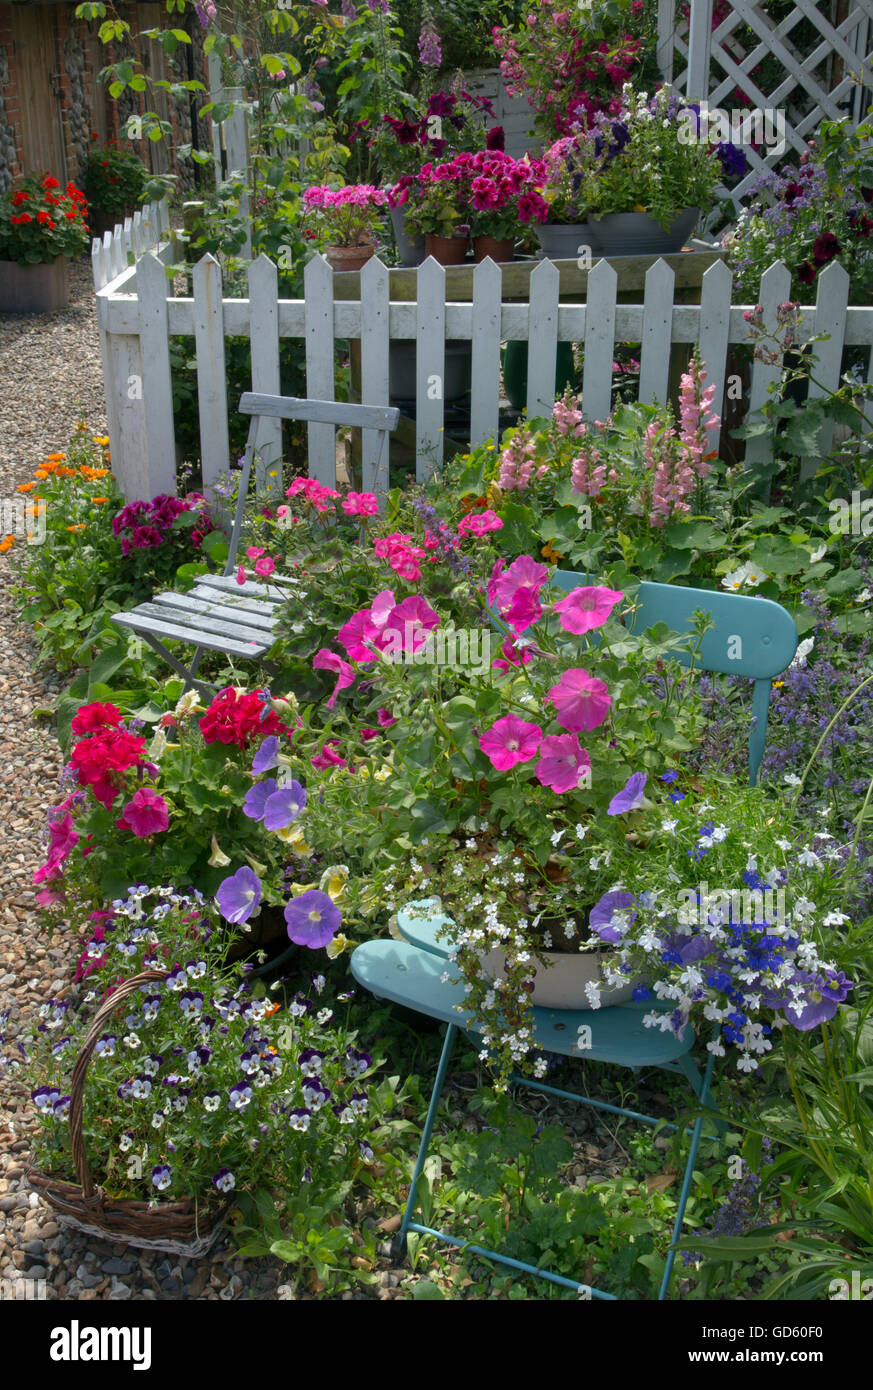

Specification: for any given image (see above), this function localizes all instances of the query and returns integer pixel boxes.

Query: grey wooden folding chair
[111,393,399,698]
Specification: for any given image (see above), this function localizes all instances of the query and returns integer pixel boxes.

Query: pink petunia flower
[492,635,534,672]
[535,734,591,794]
[478,715,542,770]
[553,586,623,635]
[548,668,612,733]
[377,594,441,656]
[313,648,356,709]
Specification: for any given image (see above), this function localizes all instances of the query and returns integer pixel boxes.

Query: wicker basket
[25,969,231,1256]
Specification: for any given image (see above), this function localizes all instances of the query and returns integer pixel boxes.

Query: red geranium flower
[199,688,288,747]
[71,701,122,735]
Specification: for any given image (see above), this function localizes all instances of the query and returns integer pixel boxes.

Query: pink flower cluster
[497,431,547,492]
[334,590,440,666]
[112,492,217,558]
[678,353,720,479]
[417,150,549,225]
[570,429,609,498]
[286,476,341,513]
[457,509,503,537]
[373,531,426,582]
[303,184,389,212]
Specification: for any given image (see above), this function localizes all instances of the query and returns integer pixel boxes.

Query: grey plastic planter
[537,207,700,259]
[390,205,426,267]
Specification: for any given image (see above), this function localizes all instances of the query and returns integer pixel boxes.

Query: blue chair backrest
[550,571,799,787]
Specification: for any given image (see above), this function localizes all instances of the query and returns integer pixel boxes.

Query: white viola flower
[823,910,850,926]
[660,819,678,834]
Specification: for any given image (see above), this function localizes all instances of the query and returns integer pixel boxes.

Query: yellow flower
[208,835,232,867]
[92,436,110,447]
[325,933,350,960]
[387,915,403,941]
[319,865,348,903]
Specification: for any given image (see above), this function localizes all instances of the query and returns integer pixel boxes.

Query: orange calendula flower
[541,541,564,563]
[47,452,66,460]
[66,524,86,533]
[16,482,36,493]
[0,536,13,553]
[34,469,48,479]
[56,466,77,477]
[92,436,110,447]
[91,497,109,504]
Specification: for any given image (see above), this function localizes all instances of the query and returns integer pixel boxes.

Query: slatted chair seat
[111,394,398,697]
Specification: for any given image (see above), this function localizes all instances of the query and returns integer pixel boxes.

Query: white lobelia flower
[783,773,802,787]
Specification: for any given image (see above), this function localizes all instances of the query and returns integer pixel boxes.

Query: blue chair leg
[658,1049,716,1301]
[396,1022,458,1253]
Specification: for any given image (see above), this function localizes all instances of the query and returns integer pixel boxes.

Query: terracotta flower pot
[325,241,377,273]
[0,257,69,313]
[473,235,516,264]
[425,232,469,266]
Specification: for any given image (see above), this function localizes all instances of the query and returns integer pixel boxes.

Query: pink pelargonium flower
[254,555,276,578]
[342,491,380,518]
[116,788,170,838]
[535,734,591,795]
[548,668,612,733]
[313,648,356,709]
[457,509,504,537]
[553,586,624,635]
[478,715,542,771]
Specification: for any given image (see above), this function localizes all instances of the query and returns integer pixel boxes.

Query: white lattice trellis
[659,0,873,202]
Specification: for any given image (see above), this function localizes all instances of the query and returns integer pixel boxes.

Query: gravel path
[0,259,287,1302]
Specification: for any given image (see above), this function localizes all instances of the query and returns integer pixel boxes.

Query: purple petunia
[243,778,279,822]
[216,867,262,925]
[607,771,647,815]
[252,736,279,773]
[589,890,637,944]
[284,890,341,949]
[263,780,307,831]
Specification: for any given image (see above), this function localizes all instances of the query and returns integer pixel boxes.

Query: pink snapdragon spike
[554,585,623,635]
[478,715,543,771]
[116,788,170,838]
[548,667,612,733]
[457,509,503,537]
[535,733,591,794]
[313,648,356,709]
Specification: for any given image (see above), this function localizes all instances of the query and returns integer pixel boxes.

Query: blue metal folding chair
[351,577,798,1298]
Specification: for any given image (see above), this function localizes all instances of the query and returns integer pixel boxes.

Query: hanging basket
[24,969,232,1256]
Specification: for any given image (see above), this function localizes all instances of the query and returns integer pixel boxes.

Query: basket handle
[68,969,168,1199]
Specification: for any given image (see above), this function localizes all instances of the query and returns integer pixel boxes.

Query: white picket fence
[659,0,873,202]
[92,232,873,502]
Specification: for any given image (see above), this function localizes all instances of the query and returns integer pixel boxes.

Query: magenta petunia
[336,589,396,662]
[554,585,623,635]
[535,733,591,794]
[116,788,169,838]
[548,668,612,733]
[478,715,542,771]
[313,648,356,709]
